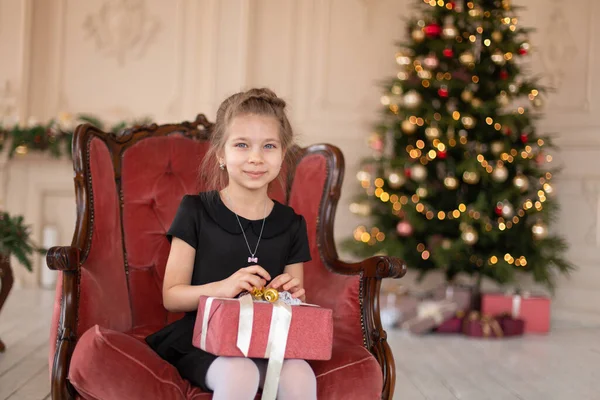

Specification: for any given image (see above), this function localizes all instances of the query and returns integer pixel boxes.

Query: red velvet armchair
[46,115,407,400]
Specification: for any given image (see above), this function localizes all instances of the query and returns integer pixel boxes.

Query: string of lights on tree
[343,0,573,291]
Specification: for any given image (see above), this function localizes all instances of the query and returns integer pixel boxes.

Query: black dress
[145,191,311,391]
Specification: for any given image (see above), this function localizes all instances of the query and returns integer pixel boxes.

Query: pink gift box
[481,293,550,334]
[192,296,333,360]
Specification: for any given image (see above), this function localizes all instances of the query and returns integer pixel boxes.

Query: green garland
[0,113,151,158]
[0,113,151,271]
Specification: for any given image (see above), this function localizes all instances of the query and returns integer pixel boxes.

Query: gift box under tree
[481,292,550,334]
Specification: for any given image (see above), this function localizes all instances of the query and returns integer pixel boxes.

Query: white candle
[40,225,59,289]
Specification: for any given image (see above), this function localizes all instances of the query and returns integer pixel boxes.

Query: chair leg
[0,255,15,352]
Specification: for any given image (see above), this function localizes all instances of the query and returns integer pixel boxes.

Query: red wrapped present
[192,295,333,360]
[481,293,550,333]
[495,314,525,337]
[434,311,465,334]
[462,311,503,339]
[193,295,333,399]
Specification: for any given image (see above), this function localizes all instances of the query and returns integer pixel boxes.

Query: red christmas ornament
[520,134,528,143]
[443,48,454,58]
[396,220,414,237]
[495,205,503,216]
[499,70,509,80]
[504,127,512,136]
[518,48,528,55]
[437,150,447,159]
[438,87,449,98]
[404,168,412,178]
[424,23,442,38]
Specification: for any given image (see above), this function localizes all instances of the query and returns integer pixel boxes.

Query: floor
[1,288,599,400]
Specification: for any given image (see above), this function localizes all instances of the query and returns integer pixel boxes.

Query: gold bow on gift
[465,311,504,338]
[251,287,279,303]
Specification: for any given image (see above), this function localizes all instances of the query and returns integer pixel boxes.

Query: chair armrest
[46,246,81,400]
[324,255,407,279]
[47,246,80,271]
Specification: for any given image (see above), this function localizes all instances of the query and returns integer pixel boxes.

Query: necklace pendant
[248,256,258,263]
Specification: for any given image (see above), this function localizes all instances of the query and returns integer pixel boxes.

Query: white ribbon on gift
[199,295,292,400]
[505,290,531,318]
[416,300,457,324]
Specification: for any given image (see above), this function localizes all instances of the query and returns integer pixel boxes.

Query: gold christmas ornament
[442,22,458,40]
[425,126,441,139]
[491,141,504,155]
[532,221,548,240]
[461,115,476,129]
[395,51,412,66]
[444,176,459,190]
[491,50,506,65]
[403,90,422,109]
[491,165,509,182]
[532,97,544,109]
[468,6,482,17]
[263,288,279,303]
[491,31,503,42]
[418,69,433,80]
[388,171,406,188]
[15,145,29,155]
[471,98,483,108]
[461,226,479,245]
[251,287,264,300]
[461,90,474,102]
[463,170,481,184]
[349,202,372,216]
[412,28,425,42]
[459,51,475,65]
[513,174,529,192]
[356,169,371,182]
[411,164,428,182]
[401,119,417,134]
[416,187,428,198]
[497,92,510,106]
[501,202,514,218]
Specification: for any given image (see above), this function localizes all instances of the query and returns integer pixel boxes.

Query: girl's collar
[200,191,296,238]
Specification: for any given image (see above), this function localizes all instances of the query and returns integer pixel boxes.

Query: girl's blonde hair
[200,88,296,192]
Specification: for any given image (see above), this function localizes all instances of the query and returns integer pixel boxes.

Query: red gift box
[434,312,465,334]
[496,314,525,337]
[462,312,504,339]
[481,293,550,334]
[192,296,333,360]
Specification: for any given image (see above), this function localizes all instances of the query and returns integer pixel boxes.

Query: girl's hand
[267,273,305,300]
[218,265,271,298]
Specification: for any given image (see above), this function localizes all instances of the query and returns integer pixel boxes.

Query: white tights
[205,356,317,400]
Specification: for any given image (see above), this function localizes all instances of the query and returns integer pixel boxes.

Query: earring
[219,162,225,170]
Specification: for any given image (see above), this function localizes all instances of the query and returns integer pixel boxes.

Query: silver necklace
[224,190,268,264]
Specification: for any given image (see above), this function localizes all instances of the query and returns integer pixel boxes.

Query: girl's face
[220,114,284,192]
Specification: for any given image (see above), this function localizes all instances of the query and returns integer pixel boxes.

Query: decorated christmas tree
[344,0,573,292]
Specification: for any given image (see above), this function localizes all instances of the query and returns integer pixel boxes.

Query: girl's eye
[234,143,248,148]
[264,144,277,149]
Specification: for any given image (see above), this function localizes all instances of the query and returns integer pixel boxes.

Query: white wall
[0,0,598,322]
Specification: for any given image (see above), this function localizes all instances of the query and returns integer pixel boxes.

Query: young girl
[146,88,317,399]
